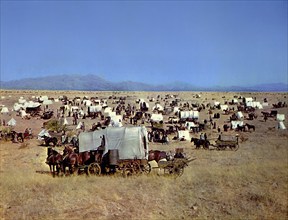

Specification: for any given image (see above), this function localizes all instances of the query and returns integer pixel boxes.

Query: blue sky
[1,0,287,87]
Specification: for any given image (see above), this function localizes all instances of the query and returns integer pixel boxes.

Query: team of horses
[46,146,102,177]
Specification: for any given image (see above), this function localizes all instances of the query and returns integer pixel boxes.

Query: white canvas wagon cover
[79,126,149,160]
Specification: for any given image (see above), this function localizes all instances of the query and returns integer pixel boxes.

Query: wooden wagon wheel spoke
[87,163,101,176]
[122,163,134,177]
[170,166,184,177]
[141,163,151,174]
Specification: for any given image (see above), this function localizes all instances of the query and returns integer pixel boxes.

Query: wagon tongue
[186,158,197,163]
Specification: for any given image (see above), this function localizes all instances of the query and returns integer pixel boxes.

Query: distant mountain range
[0,74,287,92]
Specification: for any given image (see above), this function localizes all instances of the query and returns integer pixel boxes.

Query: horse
[43,135,58,147]
[148,150,171,163]
[46,147,63,177]
[62,146,79,175]
[191,137,210,150]
[245,123,255,131]
[236,124,246,132]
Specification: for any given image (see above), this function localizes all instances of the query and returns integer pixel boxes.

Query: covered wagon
[78,126,150,176]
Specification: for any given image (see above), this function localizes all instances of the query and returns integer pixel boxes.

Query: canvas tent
[220,105,229,111]
[1,107,9,114]
[177,130,190,141]
[231,121,244,129]
[110,115,123,127]
[185,121,197,130]
[43,99,53,105]
[180,110,199,120]
[276,114,285,121]
[139,100,149,110]
[246,101,263,109]
[89,105,102,113]
[7,118,16,126]
[277,121,286,130]
[150,113,163,122]
[236,111,244,120]
[78,126,149,160]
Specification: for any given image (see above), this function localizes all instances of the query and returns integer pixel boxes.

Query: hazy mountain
[0,74,287,92]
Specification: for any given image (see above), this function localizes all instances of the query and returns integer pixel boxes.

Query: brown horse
[148,150,170,163]
[62,146,78,175]
[46,147,63,177]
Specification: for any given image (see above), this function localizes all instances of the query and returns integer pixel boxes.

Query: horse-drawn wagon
[158,158,194,177]
[78,126,150,177]
[213,134,239,151]
[149,148,196,177]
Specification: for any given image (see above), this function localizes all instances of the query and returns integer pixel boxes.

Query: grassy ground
[0,90,287,219]
[0,131,287,220]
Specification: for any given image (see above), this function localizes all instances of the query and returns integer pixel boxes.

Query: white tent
[105,111,116,117]
[177,130,190,141]
[89,105,102,113]
[220,105,229,111]
[38,129,51,138]
[139,101,149,110]
[277,121,286,130]
[276,114,285,121]
[13,103,22,112]
[104,107,112,113]
[20,110,28,118]
[71,106,79,112]
[76,121,83,130]
[7,118,16,126]
[83,100,92,106]
[246,101,263,109]
[18,98,26,104]
[150,113,163,122]
[243,97,253,103]
[231,121,244,129]
[110,115,123,127]
[185,122,197,129]
[173,107,180,113]
[39,96,49,101]
[180,110,199,119]
[43,99,53,105]
[78,127,149,160]
[236,111,244,120]
[1,107,9,114]
[212,101,220,106]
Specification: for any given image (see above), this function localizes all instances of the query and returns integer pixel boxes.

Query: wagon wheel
[132,161,143,175]
[230,144,239,151]
[122,163,135,177]
[87,163,101,176]
[141,163,151,174]
[169,165,184,177]
[216,145,225,151]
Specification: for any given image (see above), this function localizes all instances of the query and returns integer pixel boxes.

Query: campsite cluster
[0,91,287,177]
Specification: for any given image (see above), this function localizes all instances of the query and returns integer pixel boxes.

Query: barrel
[109,149,119,165]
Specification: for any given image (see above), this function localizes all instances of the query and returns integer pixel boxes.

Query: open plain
[0,90,287,220]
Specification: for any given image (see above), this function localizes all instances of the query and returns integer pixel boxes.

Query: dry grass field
[0,90,287,220]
